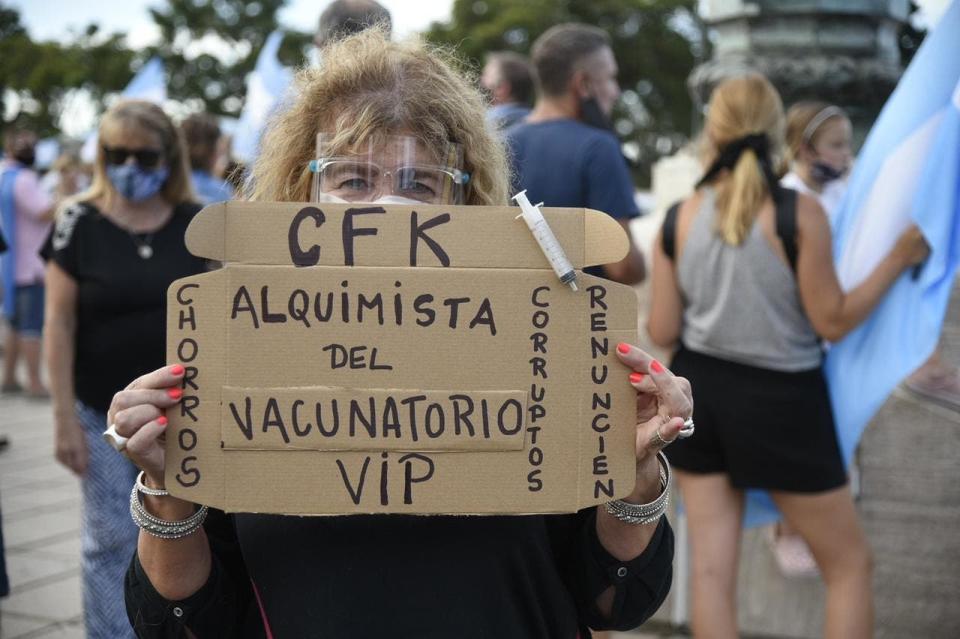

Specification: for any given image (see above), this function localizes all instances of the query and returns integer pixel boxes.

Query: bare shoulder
[677,189,705,221]
[794,192,830,236]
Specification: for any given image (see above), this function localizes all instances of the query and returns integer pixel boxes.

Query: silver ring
[102,423,129,452]
[679,417,695,439]
[654,427,676,448]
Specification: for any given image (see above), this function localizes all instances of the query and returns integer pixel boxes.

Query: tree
[425,0,699,186]
[0,2,136,136]
[146,0,311,118]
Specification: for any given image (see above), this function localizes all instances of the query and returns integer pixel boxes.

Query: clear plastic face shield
[308,133,470,205]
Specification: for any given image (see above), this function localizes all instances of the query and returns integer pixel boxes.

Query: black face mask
[810,160,845,184]
[579,96,614,132]
[13,150,35,167]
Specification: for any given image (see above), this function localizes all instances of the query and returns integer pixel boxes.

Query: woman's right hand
[55,415,88,476]
[893,225,931,268]
[107,364,186,486]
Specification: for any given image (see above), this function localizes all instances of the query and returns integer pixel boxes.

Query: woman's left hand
[615,343,693,464]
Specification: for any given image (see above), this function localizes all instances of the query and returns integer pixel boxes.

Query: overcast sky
[12,0,456,47]
[12,0,954,48]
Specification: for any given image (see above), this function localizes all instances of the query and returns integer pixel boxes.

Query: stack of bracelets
[130,471,208,539]
[603,451,671,526]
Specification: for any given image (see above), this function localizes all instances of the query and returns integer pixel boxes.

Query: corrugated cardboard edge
[184,202,629,268]
[185,201,228,261]
[582,208,630,268]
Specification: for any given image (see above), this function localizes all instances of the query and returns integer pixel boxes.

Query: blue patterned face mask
[106,164,169,201]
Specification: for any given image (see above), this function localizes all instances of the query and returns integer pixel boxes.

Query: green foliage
[145,0,311,117]
[425,0,700,186]
[1,1,312,136]
[0,3,136,136]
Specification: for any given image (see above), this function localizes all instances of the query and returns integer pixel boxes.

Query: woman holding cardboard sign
[111,30,691,638]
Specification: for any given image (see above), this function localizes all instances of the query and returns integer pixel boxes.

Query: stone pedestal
[689,0,909,138]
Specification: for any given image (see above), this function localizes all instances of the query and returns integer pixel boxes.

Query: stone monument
[689,0,909,135]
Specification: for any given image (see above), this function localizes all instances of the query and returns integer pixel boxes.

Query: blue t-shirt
[507,119,639,220]
[507,119,639,277]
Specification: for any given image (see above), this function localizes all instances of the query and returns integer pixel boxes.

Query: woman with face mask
[781,102,853,223]
[40,100,207,639]
[106,31,691,638]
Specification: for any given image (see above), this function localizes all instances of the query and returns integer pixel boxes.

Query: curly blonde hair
[249,29,510,206]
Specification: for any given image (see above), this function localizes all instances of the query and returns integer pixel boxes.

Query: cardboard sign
[165,202,639,515]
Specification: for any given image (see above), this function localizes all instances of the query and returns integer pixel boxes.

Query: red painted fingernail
[617,343,631,354]
[157,416,168,426]
[650,360,664,373]
[170,365,185,376]
[167,388,182,400]
[629,372,643,384]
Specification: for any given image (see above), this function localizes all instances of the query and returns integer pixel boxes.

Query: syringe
[513,190,579,292]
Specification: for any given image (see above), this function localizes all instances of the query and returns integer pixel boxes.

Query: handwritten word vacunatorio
[227,392,525,447]
[230,281,498,336]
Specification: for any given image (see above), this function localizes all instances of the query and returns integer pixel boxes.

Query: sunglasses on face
[102,146,164,169]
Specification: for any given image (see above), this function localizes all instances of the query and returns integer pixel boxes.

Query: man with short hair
[507,24,645,284]
[181,113,234,204]
[481,51,534,130]
[0,128,54,396]
[315,0,392,48]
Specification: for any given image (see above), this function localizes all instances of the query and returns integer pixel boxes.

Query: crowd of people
[0,0,949,637]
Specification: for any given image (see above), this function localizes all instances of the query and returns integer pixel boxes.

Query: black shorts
[668,345,846,493]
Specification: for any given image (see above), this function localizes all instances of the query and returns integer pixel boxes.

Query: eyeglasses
[102,146,163,169]
[309,158,470,205]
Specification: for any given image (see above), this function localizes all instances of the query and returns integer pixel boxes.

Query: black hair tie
[696,133,781,200]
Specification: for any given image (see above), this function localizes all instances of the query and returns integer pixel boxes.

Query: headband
[801,106,845,143]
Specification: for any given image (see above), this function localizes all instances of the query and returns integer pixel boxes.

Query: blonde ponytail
[700,74,785,246]
[716,148,768,245]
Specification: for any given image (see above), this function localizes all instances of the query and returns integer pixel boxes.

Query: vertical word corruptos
[526,285,550,491]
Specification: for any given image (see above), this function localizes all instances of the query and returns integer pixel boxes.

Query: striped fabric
[76,401,139,639]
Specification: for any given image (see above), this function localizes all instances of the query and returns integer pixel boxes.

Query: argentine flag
[232,31,293,164]
[826,0,960,465]
[744,0,960,526]
[121,57,167,104]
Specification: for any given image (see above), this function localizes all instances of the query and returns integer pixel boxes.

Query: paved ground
[1,391,83,638]
[0,386,677,638]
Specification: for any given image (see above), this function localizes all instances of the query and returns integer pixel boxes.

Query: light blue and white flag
[232,31,293,164]
[81,57,167,162]
[744,0,960,527]
[121,56,167,103]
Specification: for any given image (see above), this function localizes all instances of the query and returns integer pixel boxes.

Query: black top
[42,201,207,412]
[125,509,673,638]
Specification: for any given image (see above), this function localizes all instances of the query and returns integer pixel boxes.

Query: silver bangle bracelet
[129,485,208,539]
[135,470,169,497]
[604,451,671,526]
